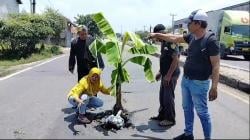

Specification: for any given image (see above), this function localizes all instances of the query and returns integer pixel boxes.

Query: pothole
[86,109,134,131]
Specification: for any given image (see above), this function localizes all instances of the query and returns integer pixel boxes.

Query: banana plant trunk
[113,80,123,115]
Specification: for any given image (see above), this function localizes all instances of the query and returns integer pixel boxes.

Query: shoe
[158,120,175,127]
[150,116,163,121]
[173,133,194,140]
[78,114,91,124]
[72,106,77,109]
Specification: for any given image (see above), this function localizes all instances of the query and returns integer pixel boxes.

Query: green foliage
[75,14,103,37]
[90,12,157,103]
[0,13,54,58]
[0,20,4,28]
[0,8,66,59]
[44,8,66,37]
[50,45,62,55]
[135,30,149,41]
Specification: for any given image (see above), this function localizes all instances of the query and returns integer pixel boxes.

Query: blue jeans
[181,76,211,139]
[68,94,103,114]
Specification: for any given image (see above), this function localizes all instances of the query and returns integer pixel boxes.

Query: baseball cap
[153,24,166,33]
[185,9,208,23]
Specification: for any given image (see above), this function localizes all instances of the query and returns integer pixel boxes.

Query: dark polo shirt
[160,41,180,77]
[183,33,220,80]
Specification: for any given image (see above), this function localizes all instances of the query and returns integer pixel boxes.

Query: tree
[0,13,54,58]
[75,14,102,38]
[90,13,158,113]
[135,30,149,42]
[44,8,67,45]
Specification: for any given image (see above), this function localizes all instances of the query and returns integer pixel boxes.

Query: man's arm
[150,33,186,43]
[209,55,220,101]
[167,55,179,78]
[69,41,76,73]
[164,53,179,85]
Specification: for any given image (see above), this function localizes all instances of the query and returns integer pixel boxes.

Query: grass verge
[0,44,63,77]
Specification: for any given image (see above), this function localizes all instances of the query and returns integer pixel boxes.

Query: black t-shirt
[160,41,180,76]
[183,33,220,80]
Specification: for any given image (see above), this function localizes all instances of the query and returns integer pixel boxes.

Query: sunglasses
[186,18,193,26]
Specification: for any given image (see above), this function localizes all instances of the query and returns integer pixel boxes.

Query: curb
[153,53,250,94]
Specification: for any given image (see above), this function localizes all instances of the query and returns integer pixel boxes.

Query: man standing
[150,10,220,140]
[69,25,104,82]
[150,24,180,127]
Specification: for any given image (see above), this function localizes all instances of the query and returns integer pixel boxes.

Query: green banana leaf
[89,39,121,66]
[91,12,156,98]
[110,67,130,96]
[123,56,155,82]
[89,39,105,57]
[91,12,116,40]
[121,31,145,52]
[128,44,158,55]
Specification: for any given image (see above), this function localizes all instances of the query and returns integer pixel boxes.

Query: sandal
[159,120,175,127]
[78,114,91,124]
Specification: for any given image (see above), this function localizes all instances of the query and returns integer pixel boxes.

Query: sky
[19,0,248,33]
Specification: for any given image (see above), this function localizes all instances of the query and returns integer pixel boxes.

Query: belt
[183,75,208,81]
[184,75,194,80]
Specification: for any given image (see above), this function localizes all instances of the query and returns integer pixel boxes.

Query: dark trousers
[158,76,178,122]
[77,69,89,82]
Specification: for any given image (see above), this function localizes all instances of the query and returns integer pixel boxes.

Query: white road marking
[219,84,249,105]
[0,55,66,81]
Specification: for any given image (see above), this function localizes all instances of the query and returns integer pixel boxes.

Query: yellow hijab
[67,67,111,98]
[85,67,102,95]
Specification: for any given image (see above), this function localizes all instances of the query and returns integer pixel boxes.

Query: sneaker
[173,133,194,140]
[78,114,91,124]
[158,120,175,127]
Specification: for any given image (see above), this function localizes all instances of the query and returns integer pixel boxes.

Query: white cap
[193,10,208,21]
[185,9,208,23]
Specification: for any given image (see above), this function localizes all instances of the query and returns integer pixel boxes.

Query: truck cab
[208,10,250,60]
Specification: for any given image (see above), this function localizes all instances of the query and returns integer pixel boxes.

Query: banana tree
[89,12,157,113]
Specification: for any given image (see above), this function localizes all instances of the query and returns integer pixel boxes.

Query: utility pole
[120,25,123,35]
[143,25,146,32]
[30,0,36,14]
[170,13,177,34]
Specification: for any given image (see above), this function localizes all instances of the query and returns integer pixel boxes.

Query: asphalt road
[0,53,249,139]
[220,55,250,71]
[181,54,250,71]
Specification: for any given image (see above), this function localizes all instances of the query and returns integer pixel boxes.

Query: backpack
[201,31,215,53]
[198,31,215,61]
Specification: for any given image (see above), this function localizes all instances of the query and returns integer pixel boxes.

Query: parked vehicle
[207,10,250,60]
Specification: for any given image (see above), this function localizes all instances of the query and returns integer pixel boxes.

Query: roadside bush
[50,45,61,55]
[44,8,67,45]
[0,13,54,59]
[0,8,66,59]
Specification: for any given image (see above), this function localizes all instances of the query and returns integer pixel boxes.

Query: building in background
[173,1,250,34]
[65,19,78,48]
[221,1,249,11]
[0,0,22,19]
